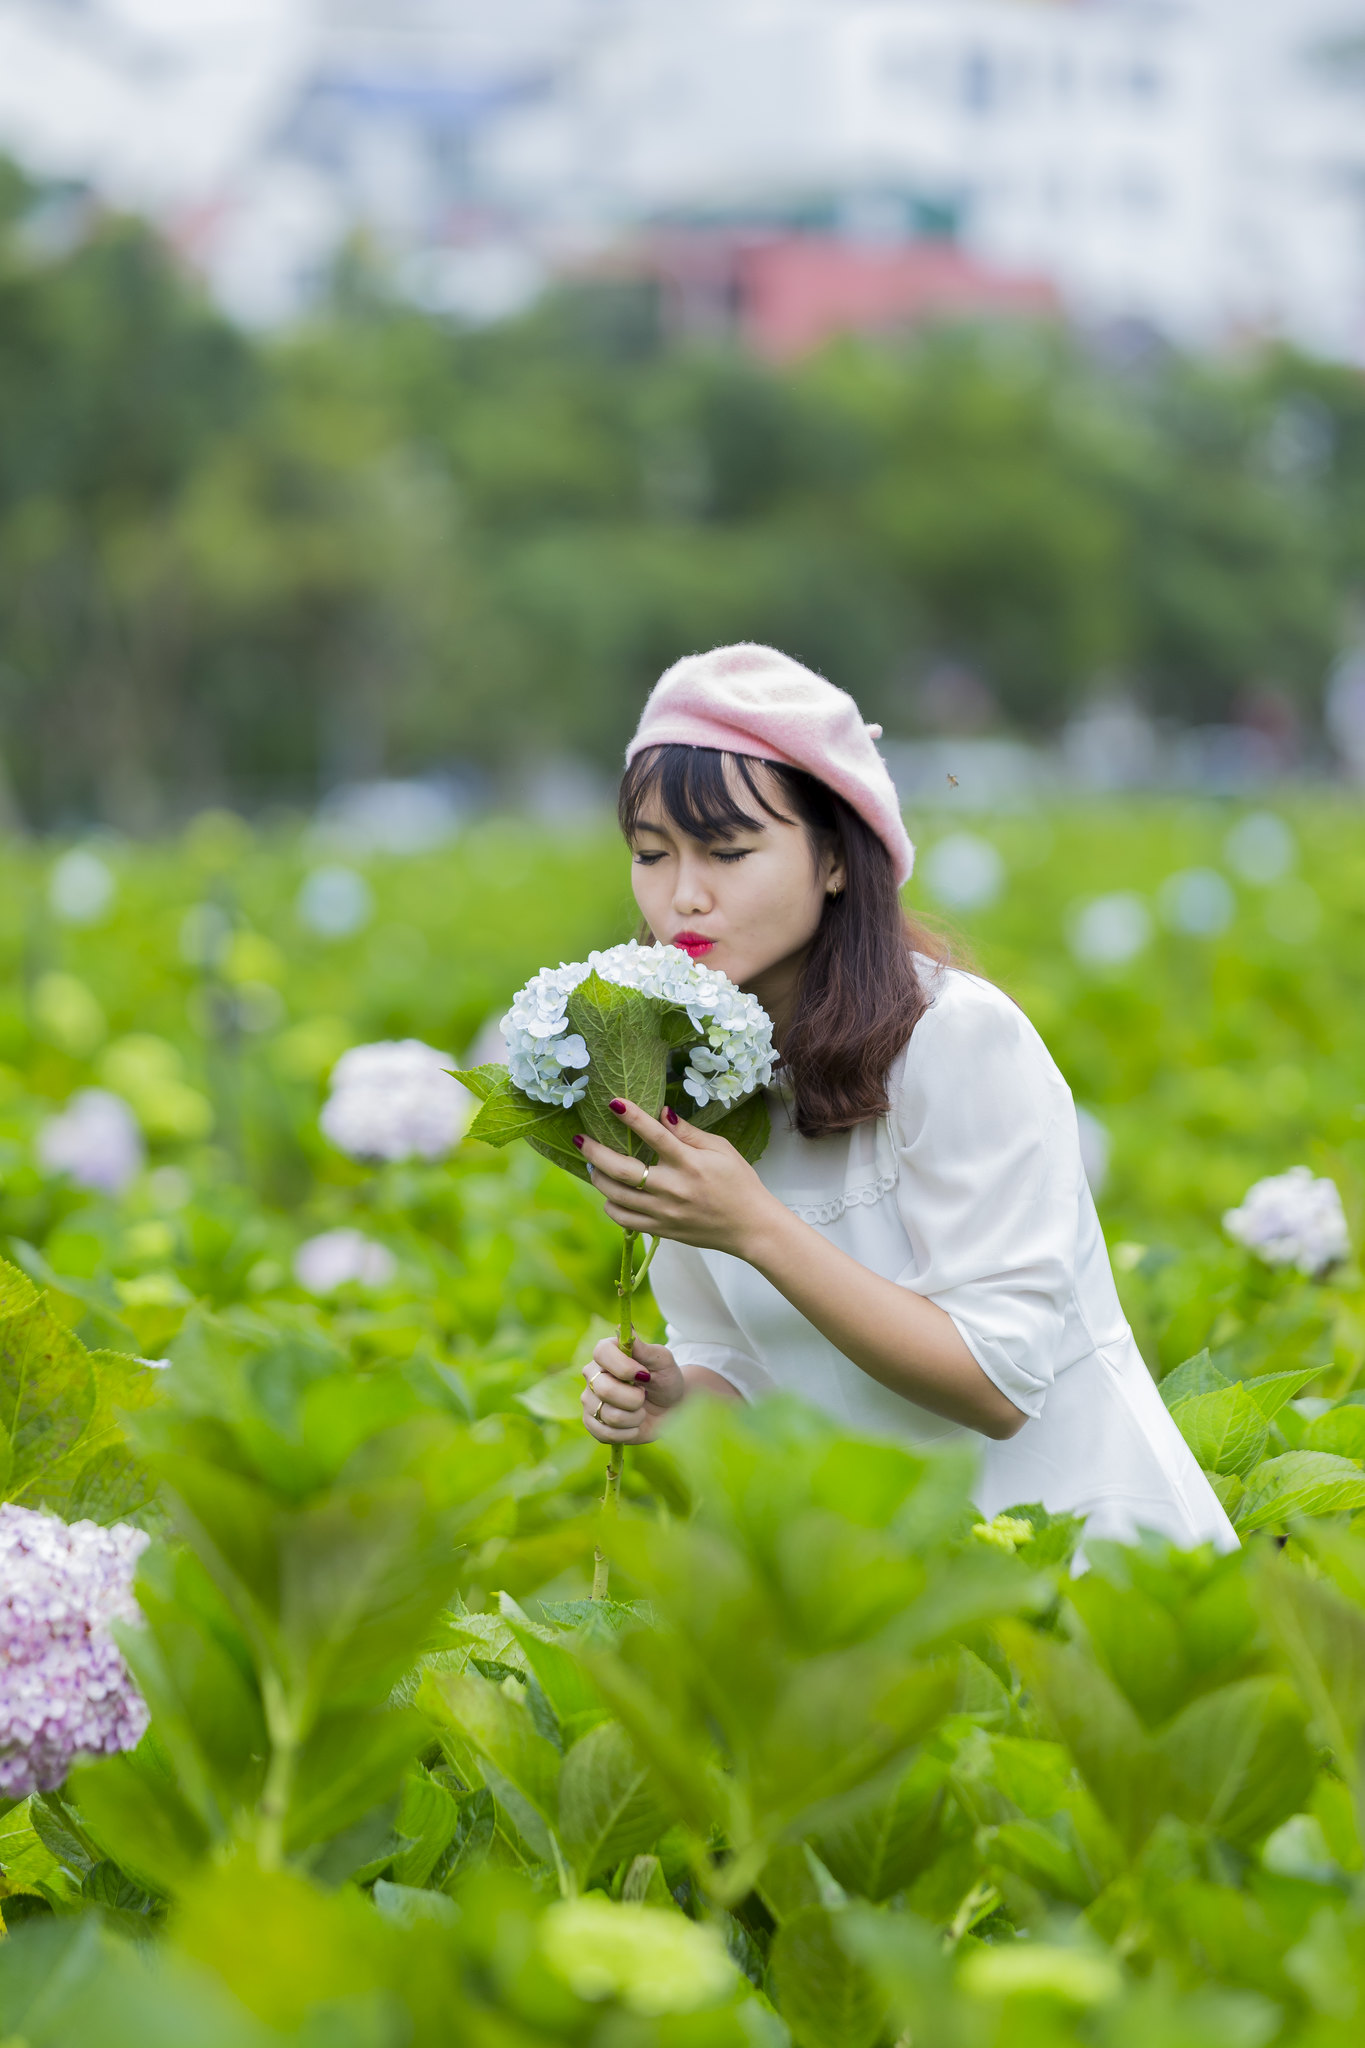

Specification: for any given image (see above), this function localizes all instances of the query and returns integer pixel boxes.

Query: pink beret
[625,642,914,885]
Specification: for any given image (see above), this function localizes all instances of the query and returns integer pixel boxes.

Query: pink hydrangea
[0,1504,150,1799]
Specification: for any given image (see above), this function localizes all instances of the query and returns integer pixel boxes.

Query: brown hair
[618,744,953,1140]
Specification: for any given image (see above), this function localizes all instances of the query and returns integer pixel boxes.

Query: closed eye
[632,848,752,865]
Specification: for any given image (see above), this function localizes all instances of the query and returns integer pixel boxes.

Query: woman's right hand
[581,1335,685,1444]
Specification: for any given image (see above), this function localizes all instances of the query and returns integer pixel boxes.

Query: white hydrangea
[36,1089,144,1195]
[502,940,776,1112]
[1223,1166,1350,1277]
[320,1040,469,1162]
[293,1228,397,1293]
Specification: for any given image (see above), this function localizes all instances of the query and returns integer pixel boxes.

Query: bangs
[618,744,796,844]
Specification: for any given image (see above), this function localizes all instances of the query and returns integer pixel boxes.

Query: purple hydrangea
[0,1503,150,1800]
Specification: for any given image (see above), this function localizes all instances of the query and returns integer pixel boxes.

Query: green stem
[592,1228,636,1601]
[633,1233,661,1288]
[257,1674,298,1871]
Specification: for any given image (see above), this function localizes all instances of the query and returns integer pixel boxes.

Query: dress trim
[779,1168,900,1226]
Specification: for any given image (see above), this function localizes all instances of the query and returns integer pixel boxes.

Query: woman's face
[628,761,844,997]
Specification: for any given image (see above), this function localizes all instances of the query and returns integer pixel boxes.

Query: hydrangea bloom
[1223,1166,1350,1276]
[502,941,776,1111]
[293,1228,397,1293]
[0,1504,149,1799]
[36,1088,144,1194]
[320,1040,469,1161]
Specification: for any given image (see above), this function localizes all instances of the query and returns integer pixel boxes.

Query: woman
[576,642,1236,1550]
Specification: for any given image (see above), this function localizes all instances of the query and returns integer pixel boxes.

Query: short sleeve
[645,1235,774,1402]
[889,973,1082,1421]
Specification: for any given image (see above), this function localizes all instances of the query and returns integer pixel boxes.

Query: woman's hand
[575,1098,782,1258]
[581,1333,685,1444]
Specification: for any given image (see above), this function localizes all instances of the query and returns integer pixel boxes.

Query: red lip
[672,932,715,954]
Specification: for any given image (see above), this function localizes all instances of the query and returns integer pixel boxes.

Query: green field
[4,798,1365,2046]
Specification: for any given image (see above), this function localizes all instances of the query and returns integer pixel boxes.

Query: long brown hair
[618,744,952,1139]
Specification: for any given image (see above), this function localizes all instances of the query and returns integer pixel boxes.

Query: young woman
[576,642,1236,1551]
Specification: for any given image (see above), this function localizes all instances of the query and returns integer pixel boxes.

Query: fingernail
[635,1369,651,1383]
[665,1106,679,1126]
[609,1098,626,1114]
[572,1134,585,1149]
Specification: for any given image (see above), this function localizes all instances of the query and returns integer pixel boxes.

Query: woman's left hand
[575,1099,777,1258]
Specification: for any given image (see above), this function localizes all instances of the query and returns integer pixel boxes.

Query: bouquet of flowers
[455,941,777,1594]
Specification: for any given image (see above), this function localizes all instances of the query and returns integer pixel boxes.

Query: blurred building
[2,0,1365,357]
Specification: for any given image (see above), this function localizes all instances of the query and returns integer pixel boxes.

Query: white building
[1,0,1364,356]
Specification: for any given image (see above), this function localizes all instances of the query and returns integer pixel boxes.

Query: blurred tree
[0,158,1354,828]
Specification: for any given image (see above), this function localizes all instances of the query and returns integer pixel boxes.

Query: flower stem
[592,1227,636,1601]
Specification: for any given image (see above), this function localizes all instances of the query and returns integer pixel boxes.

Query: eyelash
[633,850,750,866]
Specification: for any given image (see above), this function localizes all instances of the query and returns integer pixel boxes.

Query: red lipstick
[672,931,715,958]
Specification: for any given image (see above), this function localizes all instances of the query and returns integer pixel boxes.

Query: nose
[673,854,715,917]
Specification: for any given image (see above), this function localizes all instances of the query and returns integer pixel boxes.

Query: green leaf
[1170,1386,1270,1478]
[1303,1405,1365,1461]
[558,1720,672,1884]
[769,1904,886,2048]
[0,1258,95,1504]
[1240,1368,1324,1419]
[418,1668,562,1864]
[982,1816,1096,1904]
[1235,1452,1365,1534]
[690,1089,772,1164]
[68,1749,212,1897]
[999,1621,1167,1853]
[498,1593,607,1729]
[287,1707,428,1853]
[516,1366,586,1424]
[465,1072,585,1164]
[566,971,672,1145]
[449,1063,506,1103]
[113,1545,265,1838]
[1156,1675,1315,1847]
[813,1754,949,1902]
[437,1787,496,1892]
[1254,1547,1365,1781]
[1158,1349,1229,1409]
[389,1768,461,1889]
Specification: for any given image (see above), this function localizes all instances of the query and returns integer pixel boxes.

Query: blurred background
[2,0,1365,834]
[0,0,1360,1495]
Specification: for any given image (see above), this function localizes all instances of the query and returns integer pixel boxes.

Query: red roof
[737,236,1059,359]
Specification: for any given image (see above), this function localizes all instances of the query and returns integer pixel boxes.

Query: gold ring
[589,1368,605,1393]
[637,1162,650,1192]
[592,1397,605,1422]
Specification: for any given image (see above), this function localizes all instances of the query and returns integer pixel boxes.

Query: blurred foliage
[2,796,1365,2039]
[1,161,1362,825]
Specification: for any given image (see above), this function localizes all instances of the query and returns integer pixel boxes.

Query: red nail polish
[572,1134,585,1149]
[635,1369,651,1383]
[665,1106,679,1126]
[609,1099,626,1114]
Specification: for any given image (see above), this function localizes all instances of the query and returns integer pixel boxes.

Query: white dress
[649,960,1237,1551]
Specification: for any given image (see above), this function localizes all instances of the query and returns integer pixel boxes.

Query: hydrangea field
[4,796,1365,2047]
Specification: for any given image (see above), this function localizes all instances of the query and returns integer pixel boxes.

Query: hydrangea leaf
[0,1262,156,1526]
[769,1902,886,2048]
[0,1261,97,1504]
[1235,1452,1365,1534]
[1240,1367,1324,1419]
[812,1751,950,1902]
[557,1719,672,1884]
[689,1089,771,1164]
[460,1073,591,1182]
[565,972,671,1150]
[449,1063,506,1104]
[1170,1387,1270,1478]
[1158,1349,1229,1410]
[1155,1674,1315,1847]
[1302,1405,1365,1461]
